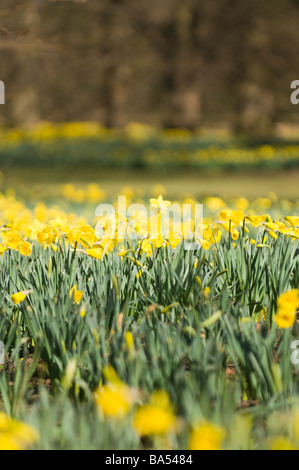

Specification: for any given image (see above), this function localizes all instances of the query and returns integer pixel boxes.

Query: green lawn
[2,167,299,201]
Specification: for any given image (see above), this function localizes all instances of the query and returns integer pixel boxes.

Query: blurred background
[1,0,299,201]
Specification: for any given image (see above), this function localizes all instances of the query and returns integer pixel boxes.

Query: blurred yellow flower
[189,421,226,450]
[203,286,211,299]
[80,305,86,318]
[278,289,299,311]
[125,331,134,356]
[133,390,177,436]
[270,436,296,450]
[151,184,167,197]
[0,412,39,450]
[275,289,299,329]
[275,309,296,329]
[93,368,135,419]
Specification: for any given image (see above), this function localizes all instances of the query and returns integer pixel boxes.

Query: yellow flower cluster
[62,183,107,204]
[1,123,299,172]
[93,366,225,449]
[0,122,113,145]
[0,189,299,261]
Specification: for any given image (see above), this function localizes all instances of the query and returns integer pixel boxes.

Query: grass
[2,167,299,200]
